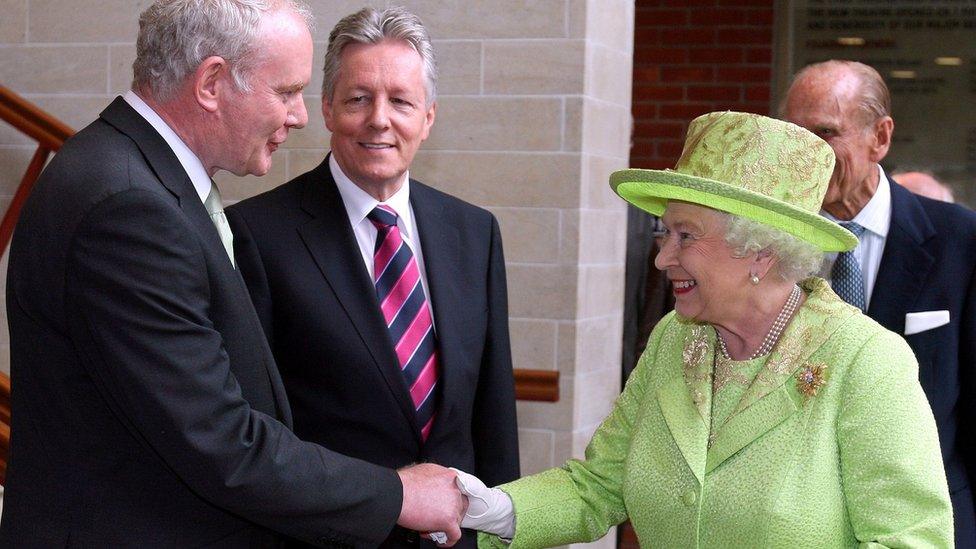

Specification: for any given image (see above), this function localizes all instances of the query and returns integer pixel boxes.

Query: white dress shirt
[122,90,211,204]
[329,154,436,322]
[822,164,892,309]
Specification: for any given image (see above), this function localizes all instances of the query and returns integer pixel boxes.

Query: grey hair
[781,59,891,128]
[132,0,314,101]
[322,6,437,107]
[719,213,824,283]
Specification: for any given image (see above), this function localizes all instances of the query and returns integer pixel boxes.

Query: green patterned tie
[204,181,235,268]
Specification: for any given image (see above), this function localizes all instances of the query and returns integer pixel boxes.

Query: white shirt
[122,90,211,204]
[329,155,435,320]
[822,164,892,309]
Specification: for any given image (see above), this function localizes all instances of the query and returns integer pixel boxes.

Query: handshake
[396,464,514,546]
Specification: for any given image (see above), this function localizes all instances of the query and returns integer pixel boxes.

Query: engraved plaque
[783,0,976,204]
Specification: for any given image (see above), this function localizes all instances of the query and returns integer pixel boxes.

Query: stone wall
[0,1,634,546]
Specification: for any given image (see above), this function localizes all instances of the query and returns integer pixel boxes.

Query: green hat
[611,111,857,252]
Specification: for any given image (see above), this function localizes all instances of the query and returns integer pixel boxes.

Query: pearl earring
[750,274,760,285]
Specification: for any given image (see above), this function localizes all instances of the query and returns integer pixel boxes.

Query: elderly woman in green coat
[453,111,952,548]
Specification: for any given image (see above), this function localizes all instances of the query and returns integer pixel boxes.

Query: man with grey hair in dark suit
[0,1,466,546]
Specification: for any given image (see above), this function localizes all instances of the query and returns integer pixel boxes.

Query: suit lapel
[867,182,936,333]
[409,183,462,421]
[101,97,289,419]
[657,323,713,484]
[296,163,421,437]
[705,278,858,473]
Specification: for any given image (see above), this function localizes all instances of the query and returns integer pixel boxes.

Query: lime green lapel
[705,278,858,473]
[657,323,714,484]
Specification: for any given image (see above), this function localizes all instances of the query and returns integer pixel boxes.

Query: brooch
[796,363,827,399]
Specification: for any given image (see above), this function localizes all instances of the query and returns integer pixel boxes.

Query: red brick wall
[620,4,776,547]
[630,0,776,170]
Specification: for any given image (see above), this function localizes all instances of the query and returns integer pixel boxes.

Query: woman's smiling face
[654,202,754,325]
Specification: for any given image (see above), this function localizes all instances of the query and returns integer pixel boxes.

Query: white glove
[451,468,516,539]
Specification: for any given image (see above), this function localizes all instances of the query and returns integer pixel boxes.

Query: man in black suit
[782,59,976,548]
[0,1,466,546]
[227,7,520,547]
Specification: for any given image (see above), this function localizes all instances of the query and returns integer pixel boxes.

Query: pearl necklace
[717,284,802,360]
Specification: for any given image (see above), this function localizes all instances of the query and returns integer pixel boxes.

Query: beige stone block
[215,149,288,202]
[307,1,386,42]
[567,0,586,39]
[577,264,625,319]
[109,44,136,94]
[410,151,581,209]
[581,99,630,159]
[509,318,557,371]
[491,207,560,264]
[0,299,8,347]
[0,245,8,298]
[559,209,580,264]
[281,95,331,150]
[552,430,574,464]
[483,40,584,96]
[582,154,627,210]
[517,428,554,475]
[516,373,574,430]
[286,149,327,181]
[563,97,583,153]
[507,263,577,320]
[584,0,634,53]
[0,147,34,196]
[29,0,144,43]
[575,368,620,428]
[309,42,327,99]
[578,208,626,264]
[556,320,577,374]
[31,95,108,132]
[435,40,481,95]
[398,0,567,39]
[574,314,624,376]
[0,344,8,376]
[585,45,632,107]
[1,46,107,94]
[426,97,562,152]
[0,0,27,42]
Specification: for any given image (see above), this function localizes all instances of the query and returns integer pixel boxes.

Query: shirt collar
[123,90,212,203]
[329,154,413,238]
[823,163,891,238]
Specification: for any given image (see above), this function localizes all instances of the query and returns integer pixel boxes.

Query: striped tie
[368,205,439,441]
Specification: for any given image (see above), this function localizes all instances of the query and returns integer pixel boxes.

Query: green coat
[486,278,952,548]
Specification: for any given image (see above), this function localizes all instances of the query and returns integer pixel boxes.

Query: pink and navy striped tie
[368,205,439,441]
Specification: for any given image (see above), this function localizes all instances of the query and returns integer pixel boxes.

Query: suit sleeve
[960,241,976,513]
[837,329,953,547]
[226,206,275,347]
[472,214,521,487]
[64,189,402,547]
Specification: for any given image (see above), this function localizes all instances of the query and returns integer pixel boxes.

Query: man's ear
[869,115,894,162]
[193,56,229,113]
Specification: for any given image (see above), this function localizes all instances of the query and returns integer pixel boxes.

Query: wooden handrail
[0,84,75,257]
[514,369,559,402]
[0,84,73,150]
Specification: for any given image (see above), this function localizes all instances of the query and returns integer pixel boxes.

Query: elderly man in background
[0,1,466,546]
[227,6,519,547]
[892,170,956,203]
[782,59,976,548]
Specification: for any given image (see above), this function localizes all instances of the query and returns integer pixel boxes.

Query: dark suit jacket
[868,179,976,548]
[226,158,520,548]
[0,98,402,548]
